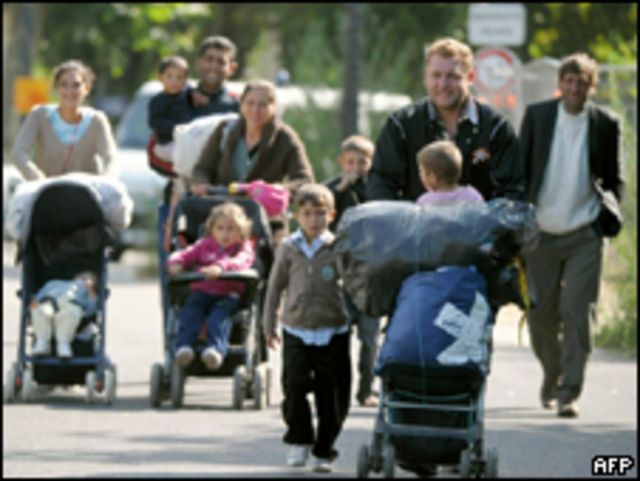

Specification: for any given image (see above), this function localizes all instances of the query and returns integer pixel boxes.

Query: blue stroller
[355,267,499,478]
[4,182,117,404]
[149,188,273,409]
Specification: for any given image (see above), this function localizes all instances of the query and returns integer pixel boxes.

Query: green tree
[523,3,637,64]
[36,3,267,100]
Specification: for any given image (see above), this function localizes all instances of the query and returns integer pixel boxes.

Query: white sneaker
[32,339,51,357]
[175,346,194,367]
[312,456,334,473]
[286,445,310,467]
[56,341,73,359]
[201,347,223,371]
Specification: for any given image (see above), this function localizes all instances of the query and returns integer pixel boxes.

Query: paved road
[3,242,637,477]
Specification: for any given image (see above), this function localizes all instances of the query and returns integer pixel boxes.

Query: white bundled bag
[6,173,133,243]
[172,113,239,178]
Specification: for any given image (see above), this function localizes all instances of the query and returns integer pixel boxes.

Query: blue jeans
[174,290,240,356]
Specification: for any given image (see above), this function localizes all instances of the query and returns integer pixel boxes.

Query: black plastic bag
[334,198,539,316]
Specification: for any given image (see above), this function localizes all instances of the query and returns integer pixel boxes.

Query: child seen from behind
[416,140,484,205]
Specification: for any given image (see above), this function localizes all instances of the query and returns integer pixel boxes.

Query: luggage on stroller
[4,178,127,404]
[149,188,273,409]
[356,266,498,478]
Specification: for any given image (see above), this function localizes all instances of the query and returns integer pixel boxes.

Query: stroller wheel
[149,363,165,408]
[484,447,498,478]
[85,370,96,404]
[265,365,273,407]
[21,366,35,403]
[356,443,370,478]
[104,367,117,405]
[232,365,247,410]
[170,364,185,408]
[4,364,18,403]
[383,443,395,478]
[458,448,472,478]
[252,363,268,410]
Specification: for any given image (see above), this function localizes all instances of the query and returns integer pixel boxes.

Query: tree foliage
[34,3,636,101]
[524,3,637,64]
[36,3,265,99]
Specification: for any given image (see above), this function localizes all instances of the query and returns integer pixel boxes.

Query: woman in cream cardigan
[11,59,118,181]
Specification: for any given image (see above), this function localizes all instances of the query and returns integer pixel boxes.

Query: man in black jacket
[367,37,524,202]
[520,53,624,418]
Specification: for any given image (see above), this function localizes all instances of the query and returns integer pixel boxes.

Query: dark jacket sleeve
[366,114,408,201]
[148,95,177,141]
[603,113,624,201]
[489,115,525,200]
[518,106,534,202]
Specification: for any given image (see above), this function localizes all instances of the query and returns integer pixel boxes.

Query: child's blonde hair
[204,202,252,240]
[339,134,374,159]
[417,140,463,186]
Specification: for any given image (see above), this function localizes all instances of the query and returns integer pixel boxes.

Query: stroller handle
[168,268,260,286]
[205,185,248,196]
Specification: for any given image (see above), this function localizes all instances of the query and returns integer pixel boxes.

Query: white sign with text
[468,3,526,46]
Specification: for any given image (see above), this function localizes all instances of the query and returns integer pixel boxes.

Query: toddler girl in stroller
[167,201,255,371]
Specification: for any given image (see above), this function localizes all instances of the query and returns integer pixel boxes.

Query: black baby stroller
[357,362,497,478]
[355,266,499,478]
[4,182,117,405]
[148,187,273,409]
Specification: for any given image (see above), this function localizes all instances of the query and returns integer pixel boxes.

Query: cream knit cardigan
[11,105,118,180]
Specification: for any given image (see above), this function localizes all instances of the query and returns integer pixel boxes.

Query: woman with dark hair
[11,59,118,180]
[191,79,314,241]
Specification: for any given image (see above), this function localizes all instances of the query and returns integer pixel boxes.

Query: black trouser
[281,330,351,460]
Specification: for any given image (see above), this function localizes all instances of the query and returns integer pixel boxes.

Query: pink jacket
[167,237,255,297]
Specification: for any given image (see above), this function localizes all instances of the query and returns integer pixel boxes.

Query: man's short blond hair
[339,134,374,159]
[558,52,599,96]
[424,37,474,73]
[417,140,463,186]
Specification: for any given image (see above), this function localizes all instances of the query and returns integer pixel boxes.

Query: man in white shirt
[519,53,624,418]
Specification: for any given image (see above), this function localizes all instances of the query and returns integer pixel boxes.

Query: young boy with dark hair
[262,183,351,473]
[148,55,193,162]
[324,134,381,407]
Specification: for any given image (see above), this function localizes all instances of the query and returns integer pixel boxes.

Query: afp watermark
[592,456,635,476]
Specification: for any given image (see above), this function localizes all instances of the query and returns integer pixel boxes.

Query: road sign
[474,47,522,128]
[474,47,519,93]
[468,3,526,46]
